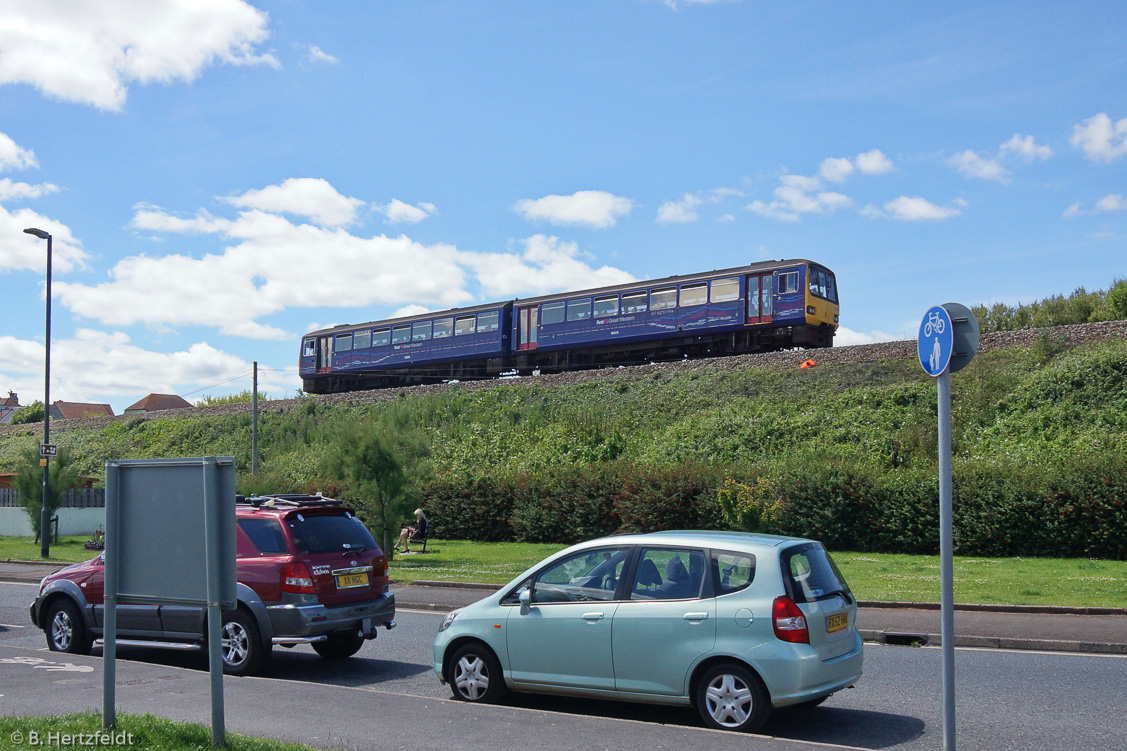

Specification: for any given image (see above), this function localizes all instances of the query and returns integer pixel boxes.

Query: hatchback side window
[237,518,289,554]
[531,548,629,603]
[630,548,706,600]
[712,551,756,596]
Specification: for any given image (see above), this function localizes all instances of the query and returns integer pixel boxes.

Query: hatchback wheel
[313,630,365,660]
[220,610,271,676]
[45,599,92,655]
[447,643,507,703]
[696,663,769,732]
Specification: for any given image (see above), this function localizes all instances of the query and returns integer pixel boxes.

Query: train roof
[305,299,510,338]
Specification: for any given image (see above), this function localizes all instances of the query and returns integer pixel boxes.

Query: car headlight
[439,608,462,632]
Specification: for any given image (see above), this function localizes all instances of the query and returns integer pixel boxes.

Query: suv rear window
[780,543,852,604]
[238,518,289,554]
[285,513,378,554]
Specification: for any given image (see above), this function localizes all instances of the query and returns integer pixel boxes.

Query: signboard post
[918,303,979,751]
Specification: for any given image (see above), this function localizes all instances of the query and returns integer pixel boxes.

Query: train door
[517,306,538,350]
[317,336,333,372]
[746,274,774,324]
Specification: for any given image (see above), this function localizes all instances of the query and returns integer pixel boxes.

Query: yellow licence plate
[826,612,849,633]
[336,572,369,589]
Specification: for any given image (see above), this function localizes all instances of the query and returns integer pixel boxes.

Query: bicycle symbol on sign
[923,310,946,337]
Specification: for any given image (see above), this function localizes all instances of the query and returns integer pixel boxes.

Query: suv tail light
[772,595,809,644]
[282,561,315,594]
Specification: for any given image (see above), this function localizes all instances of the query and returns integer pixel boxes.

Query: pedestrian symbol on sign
[918,306,953,377]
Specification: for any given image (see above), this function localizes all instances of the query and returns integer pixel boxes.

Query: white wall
[0,507,105,537]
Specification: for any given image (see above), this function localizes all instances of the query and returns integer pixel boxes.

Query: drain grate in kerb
[882,631,930,647]
[116,679,154,686]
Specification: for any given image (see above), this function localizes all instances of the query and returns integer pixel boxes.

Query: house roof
[124,393,193,413]
[1,391,18,408]
[51,401,115,420]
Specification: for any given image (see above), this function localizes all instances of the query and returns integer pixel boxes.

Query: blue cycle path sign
[918,305,953,377]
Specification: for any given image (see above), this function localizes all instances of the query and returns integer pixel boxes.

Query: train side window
[622,291,648,314]
[353,329,371,349]
[825,272,838,304]
[778,271,799,295]
[392,325,411,344]
[679,283,707,307]
[593,295,619,317]
[433,318,453,338]
[567,298,593,321]
[302,339,316,357]
[455,315,477,336]
[541,302,565,325]
[650,287,677,310]
[478,311,500,332]
[710,277,740,303]
[412,321,432,341]
[334,333,353,352]
[372,328,391,347]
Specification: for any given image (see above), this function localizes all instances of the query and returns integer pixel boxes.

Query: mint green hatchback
[433,531,862,733]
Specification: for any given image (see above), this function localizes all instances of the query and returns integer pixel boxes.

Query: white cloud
[834,326,900,346]
[374,199,438,224]
[0,0,279,111]
[0,178,58,201]
[1070,113,1127,163]
[0,205,88,273]
[818,157,855,184]
[854,149,894,175]
[512,190,635,229]
[999,134,1052,161]
[863,196,964,221]
[656,193,703,223]
[747,174,851,222]
[222,178,365,228]
[948,150,1010,183]
[1063,194,1127,218]
[306,45,339,65]
[0,132,37,170]
[458,235,635,299]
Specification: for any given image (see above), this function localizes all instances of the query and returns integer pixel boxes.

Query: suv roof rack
[236,493,343,508]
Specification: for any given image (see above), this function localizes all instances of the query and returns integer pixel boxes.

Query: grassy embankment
[5,536,1124,609]
[0,714,316,751]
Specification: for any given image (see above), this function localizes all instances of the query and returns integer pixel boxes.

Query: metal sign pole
[202,458,226,747]
[937,368,956,751]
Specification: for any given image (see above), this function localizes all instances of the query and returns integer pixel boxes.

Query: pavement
[5,559,1126,655]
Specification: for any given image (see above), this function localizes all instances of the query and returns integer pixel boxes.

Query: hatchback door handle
[582,612,604,621]
[683,612,709,621]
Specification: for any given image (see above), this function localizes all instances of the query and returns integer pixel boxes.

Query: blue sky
[1,1,1124,414]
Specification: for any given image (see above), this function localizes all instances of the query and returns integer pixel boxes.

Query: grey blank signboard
[105,457,236,607]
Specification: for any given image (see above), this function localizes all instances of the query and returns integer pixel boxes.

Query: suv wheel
[696,662,770,733]
[312,630,365,660]
[45,599,92,655]
[220,609,271,676]
[447,642,507,703]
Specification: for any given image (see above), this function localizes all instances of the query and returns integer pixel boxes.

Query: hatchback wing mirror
[519,588,532,615]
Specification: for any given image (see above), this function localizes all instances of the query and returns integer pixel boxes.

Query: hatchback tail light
[281,561,315,594]
[772,595,810,643]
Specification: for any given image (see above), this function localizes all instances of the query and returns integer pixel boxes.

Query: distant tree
[195,390,270,406]
[973,278,1127,333]
[13,446,81,540]
[10,401,44,425]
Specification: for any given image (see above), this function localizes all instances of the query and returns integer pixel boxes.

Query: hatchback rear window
[286,513,378,554]
[780,543,852,604]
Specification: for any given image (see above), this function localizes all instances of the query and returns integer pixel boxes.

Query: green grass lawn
[6,536,1125,609]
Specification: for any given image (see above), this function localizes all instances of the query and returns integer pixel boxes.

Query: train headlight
[807,306,816,316]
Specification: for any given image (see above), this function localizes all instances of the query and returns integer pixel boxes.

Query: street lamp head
[24,227,51,240]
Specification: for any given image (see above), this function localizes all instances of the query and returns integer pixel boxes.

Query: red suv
[29,494,396,675]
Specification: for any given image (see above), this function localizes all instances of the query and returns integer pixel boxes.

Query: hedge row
[423,457,1127,559]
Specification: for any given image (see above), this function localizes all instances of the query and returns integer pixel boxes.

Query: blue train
[300,258,839,394]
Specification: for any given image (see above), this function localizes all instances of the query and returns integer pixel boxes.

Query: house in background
[50,401,115,420]
[124,393,193,414]
[0,391,19,424]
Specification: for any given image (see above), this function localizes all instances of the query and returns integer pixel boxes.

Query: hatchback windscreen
[780,543,852,604]
[286,514,377,554]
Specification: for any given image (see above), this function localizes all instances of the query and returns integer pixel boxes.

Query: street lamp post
[24,228,52,559]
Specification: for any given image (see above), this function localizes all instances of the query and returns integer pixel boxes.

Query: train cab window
[825,273,838,304]
[650,287,677,311]
[433,317,454,338]
[353,329,371,349]
[710,277,740,303]
[392,325,411,345]
[412,321,432,341]
[541,302,565,325]
[372,328,391,347]
[334,333,353,352]
[679,283,707,307]
[478,311,500,332]
[567,298,593,321]
[622,291,648,314]
[455,315,477,336]
[302,339,316,357]
[593,295,619,317]
[809,266,838,304]
[778,271,799,295]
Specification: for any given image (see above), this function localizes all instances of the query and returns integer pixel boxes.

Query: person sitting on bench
[395,508,427,553]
